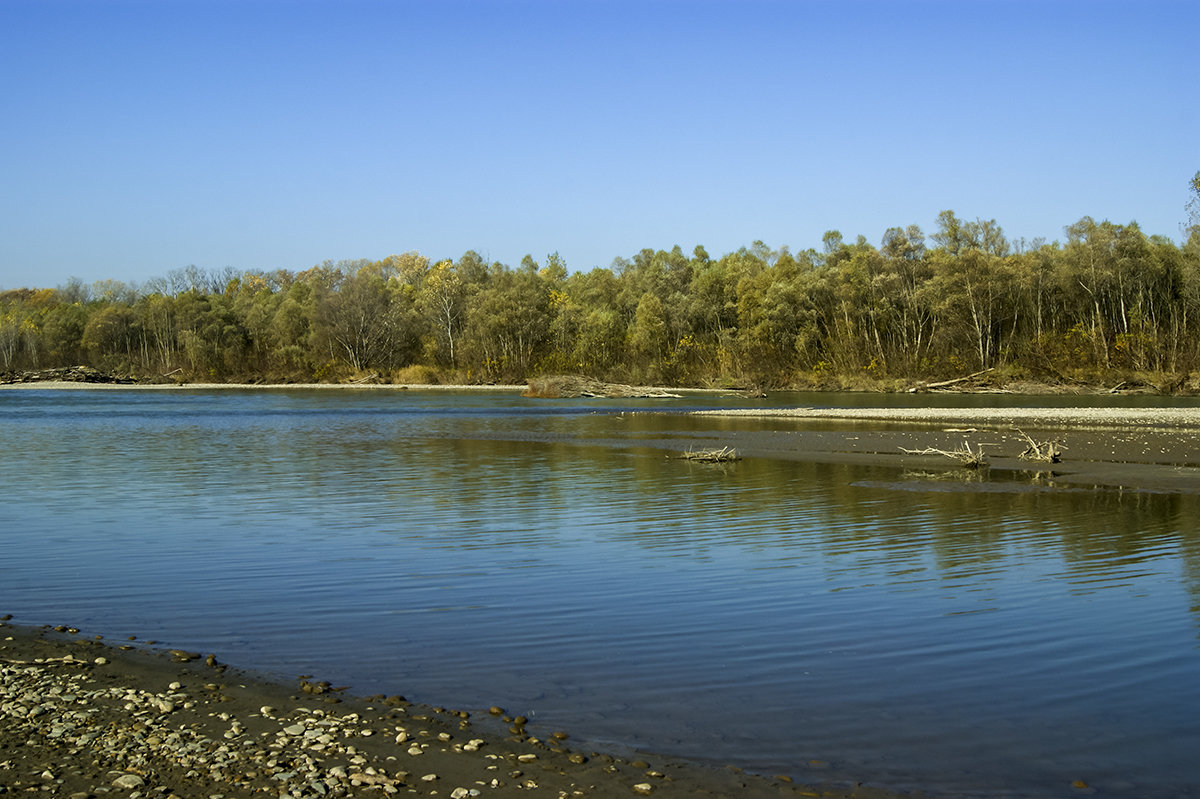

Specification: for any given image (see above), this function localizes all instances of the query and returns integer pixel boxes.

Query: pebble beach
[0,621,912,799]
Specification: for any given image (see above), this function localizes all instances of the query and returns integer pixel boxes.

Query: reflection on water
[2,388,1198,798]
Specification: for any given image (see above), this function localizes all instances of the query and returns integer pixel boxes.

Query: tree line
[4,211,1200,390]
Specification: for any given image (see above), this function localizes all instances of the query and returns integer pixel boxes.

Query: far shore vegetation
[5,207,1200,394]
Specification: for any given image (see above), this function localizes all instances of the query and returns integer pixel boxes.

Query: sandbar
[692,406,1200,493]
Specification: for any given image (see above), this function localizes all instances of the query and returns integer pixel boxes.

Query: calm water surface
[2,389,1198,798]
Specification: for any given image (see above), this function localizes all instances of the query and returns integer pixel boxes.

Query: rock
[112,773,145,789]
[633,783,653,795]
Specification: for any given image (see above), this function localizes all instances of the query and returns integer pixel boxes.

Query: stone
[112,773,146,789]
[632,784,653,795]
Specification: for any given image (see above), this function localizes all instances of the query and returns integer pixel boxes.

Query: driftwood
[679,447,741,463]
[1014,428,1064,463]
[524,375,682,399]
[909,368,996,393]
[899,441,988,468]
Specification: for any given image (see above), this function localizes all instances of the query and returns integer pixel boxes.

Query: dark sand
[0,621,920,799]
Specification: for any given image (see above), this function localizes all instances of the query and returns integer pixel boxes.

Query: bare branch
[900,441,988,468]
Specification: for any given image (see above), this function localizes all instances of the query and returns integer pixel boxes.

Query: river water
[2,388,1198,798]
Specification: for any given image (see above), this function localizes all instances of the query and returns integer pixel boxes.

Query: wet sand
[0,620,917,799]
[692,406,1200,494]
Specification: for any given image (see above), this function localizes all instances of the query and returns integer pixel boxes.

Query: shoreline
[0,618,913,799]
[0,380,726,395]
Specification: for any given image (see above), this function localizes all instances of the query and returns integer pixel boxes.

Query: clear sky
[2,0,1196,290]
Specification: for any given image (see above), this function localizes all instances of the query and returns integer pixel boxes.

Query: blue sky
[2,0,1197,290]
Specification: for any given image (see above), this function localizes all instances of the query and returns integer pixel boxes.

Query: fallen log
[909,368,996,393]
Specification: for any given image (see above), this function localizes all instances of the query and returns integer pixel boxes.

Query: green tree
[420,260,466,366]
[311,263,415,372]
[81,304,137,369]
[627,292,669,380]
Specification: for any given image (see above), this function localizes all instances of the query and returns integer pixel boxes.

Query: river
[1,387,1197,797]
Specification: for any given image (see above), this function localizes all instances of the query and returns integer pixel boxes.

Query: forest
[4,209,1200,392]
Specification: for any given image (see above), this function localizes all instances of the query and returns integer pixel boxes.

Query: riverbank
[691,406,1200,493]
[0,619,921,799]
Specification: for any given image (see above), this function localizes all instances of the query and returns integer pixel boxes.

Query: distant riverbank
[0,379,529,391]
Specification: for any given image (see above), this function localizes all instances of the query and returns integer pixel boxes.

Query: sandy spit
[695,405,1200,430]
